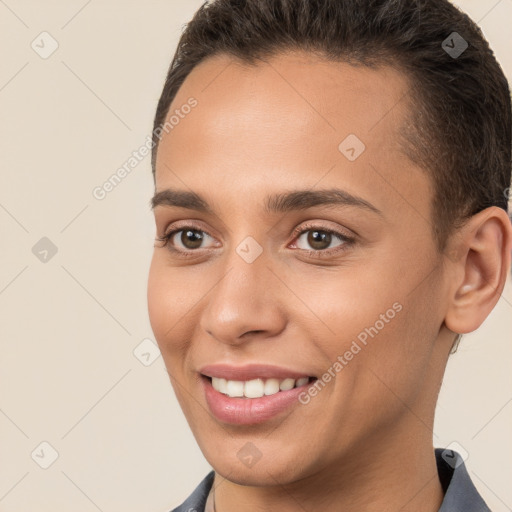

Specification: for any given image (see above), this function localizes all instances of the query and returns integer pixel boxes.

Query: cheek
[147,260,196,407]
[147,256,191,357]
[299,270,400,348]
[353,291,441,420]
[316,271,437,407]
[147,259,169,344]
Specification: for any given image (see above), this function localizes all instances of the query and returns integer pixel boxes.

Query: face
[148,51,453,486]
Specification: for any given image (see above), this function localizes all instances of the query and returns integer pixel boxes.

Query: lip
[200,374,316,425]
[198,363,315,381]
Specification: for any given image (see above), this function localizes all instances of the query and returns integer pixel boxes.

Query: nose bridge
[199,234,284,343]
[211,236,269,314]
[218,226,270,296]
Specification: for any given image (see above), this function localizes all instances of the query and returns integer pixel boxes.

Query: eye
[290,223,355,257]
[155,226,217,256]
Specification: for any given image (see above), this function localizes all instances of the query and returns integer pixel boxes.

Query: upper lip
[199,363,315,381]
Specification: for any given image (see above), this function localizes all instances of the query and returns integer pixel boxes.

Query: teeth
[296,377,309,387]
[264,378,280,395]
[244,378,265,398]
[211,376,311,398]
[217,378,227,394]
[226,379,244,397]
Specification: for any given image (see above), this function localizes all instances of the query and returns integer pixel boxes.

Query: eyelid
[290,221,355,242]
[158,219,217,242]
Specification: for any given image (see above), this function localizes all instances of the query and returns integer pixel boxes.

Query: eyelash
[155,222,355,259]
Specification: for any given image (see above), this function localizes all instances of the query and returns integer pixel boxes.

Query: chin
[214,463,300,487]
[204,443,310,485]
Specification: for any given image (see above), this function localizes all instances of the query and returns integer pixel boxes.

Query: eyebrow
[150,188,382,216]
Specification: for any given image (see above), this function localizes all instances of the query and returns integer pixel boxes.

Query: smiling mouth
[202,375,317,399]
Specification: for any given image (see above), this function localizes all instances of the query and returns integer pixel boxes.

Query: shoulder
[169,470,215,512]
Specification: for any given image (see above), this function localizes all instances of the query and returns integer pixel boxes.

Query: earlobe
[444,207,512,335]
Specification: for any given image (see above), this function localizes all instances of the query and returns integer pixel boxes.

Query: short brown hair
[151,0,511,251]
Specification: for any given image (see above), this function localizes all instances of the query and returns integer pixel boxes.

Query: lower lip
[201,375,316,425]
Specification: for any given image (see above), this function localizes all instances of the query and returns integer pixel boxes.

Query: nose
[198,247,286,346]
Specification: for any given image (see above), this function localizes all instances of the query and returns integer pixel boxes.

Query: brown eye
[295,228,345,252]
[156,226,216,254]
[305,230,333,250]
[290,223,356,259]
[177,229,205,250]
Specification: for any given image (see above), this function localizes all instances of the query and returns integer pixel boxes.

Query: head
[147,0,512,487]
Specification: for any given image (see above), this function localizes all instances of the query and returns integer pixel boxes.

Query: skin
[147,51,512,512]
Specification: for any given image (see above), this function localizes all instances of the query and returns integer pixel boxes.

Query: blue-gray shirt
[170,448,491,511]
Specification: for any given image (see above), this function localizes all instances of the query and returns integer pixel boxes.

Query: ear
[444,207,512,335]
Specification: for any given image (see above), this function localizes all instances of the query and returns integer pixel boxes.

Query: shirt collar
[435,447,491,511]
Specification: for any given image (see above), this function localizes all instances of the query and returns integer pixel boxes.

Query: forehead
[156,50,412,164]
[154,51,430,221]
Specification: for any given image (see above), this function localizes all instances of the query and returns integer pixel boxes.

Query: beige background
[0,1,510,510]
